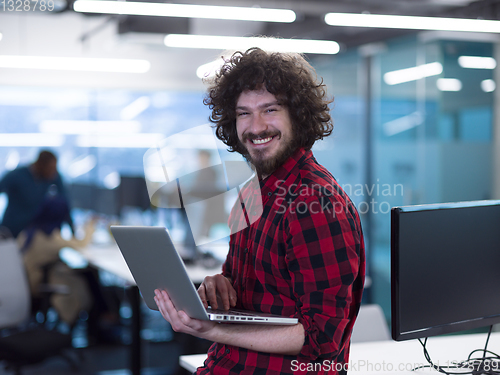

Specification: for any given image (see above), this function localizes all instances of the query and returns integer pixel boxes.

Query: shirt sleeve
[284,191,363,361]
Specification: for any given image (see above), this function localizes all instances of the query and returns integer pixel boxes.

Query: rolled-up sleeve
[284,192,363,361]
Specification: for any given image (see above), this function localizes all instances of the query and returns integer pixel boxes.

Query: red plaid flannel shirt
[196,148,365,375]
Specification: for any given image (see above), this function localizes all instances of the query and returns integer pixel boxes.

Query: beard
[238,130,298,178]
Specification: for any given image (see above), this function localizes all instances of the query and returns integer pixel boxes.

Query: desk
[79,244,222,285]
[180,332,500,374]
[78,243,223,375]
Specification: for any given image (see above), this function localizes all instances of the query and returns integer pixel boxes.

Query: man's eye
[237,112,248,116]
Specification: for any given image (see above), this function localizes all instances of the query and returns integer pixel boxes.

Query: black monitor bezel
[391,199,500,341]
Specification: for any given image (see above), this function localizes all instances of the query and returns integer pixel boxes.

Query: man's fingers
[154,291,172,322]
[200,275,238,310]
[157,290,188,332]
[215,278,231,310]
[197,283,209,308]
[154,289,216,338]
[229,287,237,307]
[204,278,219,310]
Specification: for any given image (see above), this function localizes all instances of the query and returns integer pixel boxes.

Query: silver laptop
[110,226,298,325]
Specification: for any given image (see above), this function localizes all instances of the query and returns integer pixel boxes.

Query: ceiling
[1,0,500,91]
[77,0,500,49]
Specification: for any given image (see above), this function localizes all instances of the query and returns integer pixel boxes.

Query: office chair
[0,234,76,375]
[350,304,391,343]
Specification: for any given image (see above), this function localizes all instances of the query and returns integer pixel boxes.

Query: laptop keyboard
[208,309,257,316]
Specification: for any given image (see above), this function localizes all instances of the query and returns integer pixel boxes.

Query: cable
[412,327,500,374]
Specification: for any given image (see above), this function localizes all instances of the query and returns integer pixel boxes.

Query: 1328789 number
[1,0,55,11]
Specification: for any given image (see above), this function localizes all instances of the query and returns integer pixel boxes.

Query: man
[0,150,70,237]
[155,47,365,374]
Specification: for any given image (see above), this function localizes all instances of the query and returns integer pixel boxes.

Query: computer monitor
[67,183,119,216]
[391,200,500,341]
[116,176,151,213]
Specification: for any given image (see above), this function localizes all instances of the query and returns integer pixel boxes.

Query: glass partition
[0,36,496,319]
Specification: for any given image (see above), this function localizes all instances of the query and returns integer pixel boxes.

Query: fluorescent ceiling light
[103,172,121,190]
[76,133,164,148]
[164,35,340,55]
[40,120,142,134]
[384,62,443,85]
[67,155,97,178]
[0,33,3,42]
[384,112,423,136]
[74,1,296,23]
[120,97,151,120]
[0,55,150,73]
[0,133,64,147]
[437,78,462,91]
[5,151,20,171]
[197,59,225,79]
[324,12,500,33]
[481,79,496,92]
[458,56,497,69]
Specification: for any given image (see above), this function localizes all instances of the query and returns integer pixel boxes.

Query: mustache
[242,131,281,143]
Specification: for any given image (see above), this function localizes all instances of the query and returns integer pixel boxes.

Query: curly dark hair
[204,47,334,154]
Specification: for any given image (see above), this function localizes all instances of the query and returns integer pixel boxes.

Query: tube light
[0,55,150,73]
[437,78,462,91]
[164,35,340,55]
[197,59,225,79]
[384,112,423,136]
[40,120,142,134]
[5,151,20,171]
[324,12,500,33]
[458,56,497,69]
[67,155,97,178]
[481,79,496,93]
[120,97,151,120]
[384,62,443,85]
[0,133,65,147]
[73,1,296,23]
[76,133,164,148]
[103,172,121,190]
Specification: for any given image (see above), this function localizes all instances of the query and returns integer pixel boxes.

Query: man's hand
[154,289,216,338]
[155,288,304,355]
[198,274,237,310]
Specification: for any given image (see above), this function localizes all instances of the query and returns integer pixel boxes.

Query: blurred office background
[1,0,499,372]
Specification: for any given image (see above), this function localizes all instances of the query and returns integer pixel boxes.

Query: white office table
[79,243,222,285]
[76,242,223,375]
[180,331,500,374]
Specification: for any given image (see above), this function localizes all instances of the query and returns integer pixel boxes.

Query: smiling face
[235,87,297,178]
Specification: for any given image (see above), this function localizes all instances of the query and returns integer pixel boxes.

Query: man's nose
[248,113,268,135]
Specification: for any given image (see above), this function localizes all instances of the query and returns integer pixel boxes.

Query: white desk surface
[180,331,500,374]
[78,242,224,285]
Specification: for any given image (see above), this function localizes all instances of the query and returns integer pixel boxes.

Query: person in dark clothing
[0,150,72,237]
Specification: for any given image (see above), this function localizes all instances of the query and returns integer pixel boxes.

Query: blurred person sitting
[17,195,94,327]
[0,150,73,238]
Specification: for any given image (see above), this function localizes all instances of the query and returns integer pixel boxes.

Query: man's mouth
[251,136,273,145]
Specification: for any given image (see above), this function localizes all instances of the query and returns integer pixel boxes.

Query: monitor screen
[391,200,500,341]
[68,183,119,216]
[117,176,151,213]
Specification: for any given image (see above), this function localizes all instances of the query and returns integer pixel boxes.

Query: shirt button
[244,248,248,253]
[267,192,272,196]
[225,348,230,354]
